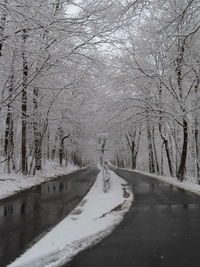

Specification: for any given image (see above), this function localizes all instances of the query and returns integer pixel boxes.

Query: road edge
[8,169,134,267]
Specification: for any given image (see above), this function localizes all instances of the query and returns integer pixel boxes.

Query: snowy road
[0,167,98,267]
[65,169,200,267]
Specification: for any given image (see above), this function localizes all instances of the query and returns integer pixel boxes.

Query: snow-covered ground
[8,170,133,267]
[121,168,200,196]
[0,161,79,200]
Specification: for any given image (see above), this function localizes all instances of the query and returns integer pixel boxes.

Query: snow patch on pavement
[8,170,133,267]
[0,161,79,200]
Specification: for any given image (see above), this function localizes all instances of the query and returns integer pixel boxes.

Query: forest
[0,0,200,182]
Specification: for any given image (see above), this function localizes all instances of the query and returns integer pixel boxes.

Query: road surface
[0,167,98,267]
[65,169,200,267]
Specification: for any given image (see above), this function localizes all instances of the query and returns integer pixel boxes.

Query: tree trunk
[58,127,64,166]
[158,109,174,176]
[160,142,164,175]
[21,30,28,175]
[195,116,200,182]
[131,148,136,169]
[47,127,50,160]
[159,125,174,177]
[59,138,64,166]
[65,148,68,166]
[194,74,200,182]
[147,123,155,173]
[51,131,58,160]
[173,128,180,177]
[175,35,187,181]
[4,52,16,173]
[126,128,141,170]
[33,87,42,171]
[4,109,14,173]
[0,0,7,57]
[152,127,159,174]
[116,153,120,168]
[58,128,70,166]
[177,119,188,181]
[164,139,174,177]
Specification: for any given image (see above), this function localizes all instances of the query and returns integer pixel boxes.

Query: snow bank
[0,161,78,200]
[8,170,133,267]
[121,168,200,196]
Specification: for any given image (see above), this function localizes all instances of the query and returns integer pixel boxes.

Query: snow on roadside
[8,170,133,267]
[0,161,79,200]
[121,167,200,196]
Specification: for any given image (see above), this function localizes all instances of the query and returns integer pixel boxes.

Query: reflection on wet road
[65,169,200,267]
[0,167,98,267]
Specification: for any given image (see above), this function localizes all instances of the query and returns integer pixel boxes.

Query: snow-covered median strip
[121,168,200,196]
[0,162,78,200]
[8,170,133,267]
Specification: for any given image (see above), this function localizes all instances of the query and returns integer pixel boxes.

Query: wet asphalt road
[0,166,98,267]
[65,169,200,267]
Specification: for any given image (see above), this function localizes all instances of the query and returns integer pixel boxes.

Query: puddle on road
[133,182,162,193]
[130,178,200,212]
[0,180,71,217]
[135,203,200,212]
[0,169,97,267]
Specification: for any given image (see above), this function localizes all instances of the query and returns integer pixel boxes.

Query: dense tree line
[0,0,135,174]
[1,0,199,184]
[107,0,200,183]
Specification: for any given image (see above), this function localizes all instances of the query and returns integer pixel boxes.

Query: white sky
[65,1,83,17]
